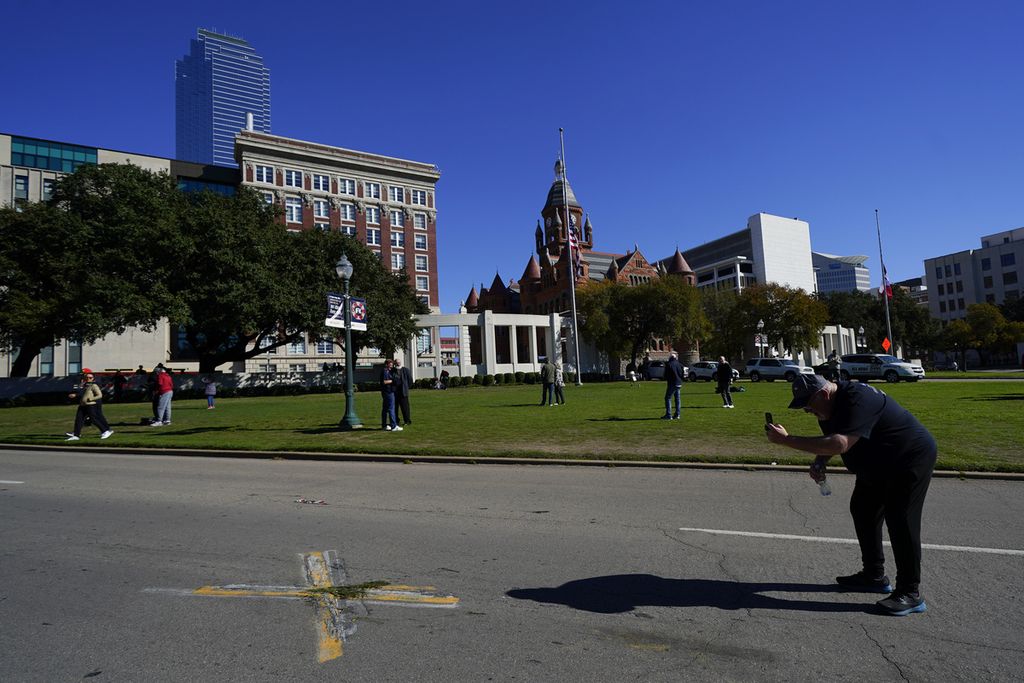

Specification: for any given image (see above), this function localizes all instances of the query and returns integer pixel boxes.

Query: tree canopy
[731,284,829,357]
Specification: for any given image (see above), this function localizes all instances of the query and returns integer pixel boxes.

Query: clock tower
[538,158,592,258]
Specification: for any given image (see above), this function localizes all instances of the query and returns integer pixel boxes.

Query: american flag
[567,224,583,277]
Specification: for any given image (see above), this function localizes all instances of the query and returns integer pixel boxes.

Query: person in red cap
[765,374,937,616]
[65,369,113,441]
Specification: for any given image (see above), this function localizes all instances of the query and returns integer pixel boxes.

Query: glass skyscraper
[175,29,271,167]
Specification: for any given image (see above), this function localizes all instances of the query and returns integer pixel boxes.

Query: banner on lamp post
[326,292,368,331]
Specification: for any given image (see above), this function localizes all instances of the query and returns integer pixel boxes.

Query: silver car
[744,358,814,382]
[688,361,740,382]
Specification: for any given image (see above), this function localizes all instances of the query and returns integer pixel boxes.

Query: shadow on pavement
[507,573,874,614]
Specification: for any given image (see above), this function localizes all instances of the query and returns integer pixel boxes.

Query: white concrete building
[924,227,1024,321]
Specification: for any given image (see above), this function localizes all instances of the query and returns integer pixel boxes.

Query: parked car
[688,360,740,382]
[744,358,814,382]
[839,354,925,383]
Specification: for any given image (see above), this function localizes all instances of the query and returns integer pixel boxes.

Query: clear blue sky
[3,0,1022,312]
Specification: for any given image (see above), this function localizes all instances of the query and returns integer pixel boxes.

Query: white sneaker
[392,425,404,432]
[65,434,80,441]
[100,430,114,439]
[150,421,163,426]
[384,426,393,431]
[728,405,735,408]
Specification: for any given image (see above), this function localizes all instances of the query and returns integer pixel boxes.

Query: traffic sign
[881,337,891,352]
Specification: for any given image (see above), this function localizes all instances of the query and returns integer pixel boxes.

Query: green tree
[0,164,187,376]
[734,284,829,357]
[700,289,743,359]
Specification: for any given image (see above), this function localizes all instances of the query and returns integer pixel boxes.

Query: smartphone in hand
[764,412,773,431]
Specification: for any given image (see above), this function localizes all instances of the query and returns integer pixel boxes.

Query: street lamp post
[336,254,362,430]
[858,326,865,351]
[756,319,765,357]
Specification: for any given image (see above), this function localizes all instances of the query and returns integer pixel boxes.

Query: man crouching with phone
[765,374,937,616]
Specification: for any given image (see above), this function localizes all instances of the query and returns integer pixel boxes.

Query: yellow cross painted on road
[145,550,458,663]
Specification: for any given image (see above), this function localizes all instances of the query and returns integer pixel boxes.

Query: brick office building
[234,129,442,310]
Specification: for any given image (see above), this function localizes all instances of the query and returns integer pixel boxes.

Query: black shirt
[380,368,394,395]
[665,359,684,387]
[819,381,936,474]
[717,361,732,385]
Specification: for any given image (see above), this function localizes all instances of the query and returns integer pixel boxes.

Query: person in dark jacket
[540,359,557,406]
[717,356,734,408]
[379,360,402,432]
[662,353,684,420]
[393,358,414,425]
[765,375,937,616]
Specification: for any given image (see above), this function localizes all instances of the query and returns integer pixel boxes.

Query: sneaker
[660,415,672,420]
[672,415,680,420]
[877,591,927,616]
[728,404,735,408]
[722,405,730,408]
[163,422,171,426]
[150,421,163,427]
[836,571,893,593]
[65,434,80,441]
[384,426,393,431]
[100,430,114,439]
[392,425,403,432]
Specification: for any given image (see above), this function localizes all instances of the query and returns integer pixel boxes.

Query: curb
[2,442,1023,481]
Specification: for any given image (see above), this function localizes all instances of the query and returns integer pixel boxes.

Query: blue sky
[3,1,1022,312]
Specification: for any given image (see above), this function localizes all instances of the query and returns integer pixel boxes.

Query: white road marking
[677,527,1024,557]
[0,480,25,484]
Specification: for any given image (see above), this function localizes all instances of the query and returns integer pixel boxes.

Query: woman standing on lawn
[202,376,217,409]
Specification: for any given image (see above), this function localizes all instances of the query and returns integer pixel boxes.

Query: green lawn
[3,380,1023,472]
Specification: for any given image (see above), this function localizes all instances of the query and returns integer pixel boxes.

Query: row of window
[270,194,430,229]
[386,254,430,272]
[937,271,1019,296]
[935,253,1016,281]
[13,175,57,203]
[252,166,429,205]
[10,136,98,173]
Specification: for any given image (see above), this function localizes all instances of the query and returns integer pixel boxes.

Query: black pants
[849,451,936,593]
[719,382,733,405]
[540,382,553,405]
[554,384,565,404]
[73,403,109,435]
[396,393,411,424]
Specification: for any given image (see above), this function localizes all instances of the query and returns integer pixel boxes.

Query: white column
[483,310,497,375]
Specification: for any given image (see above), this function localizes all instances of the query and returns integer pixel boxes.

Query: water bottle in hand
[818,476,832,496]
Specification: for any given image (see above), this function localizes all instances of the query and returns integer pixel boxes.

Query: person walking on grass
[553,361,566,406]
[379,359,402,432]
[765,375,937,616]
[151,366,174,426]
[65,369,113,441]
[717,356,734,408]
[202,376,217,409]
[662,352,684,420]
[540,358,557,406]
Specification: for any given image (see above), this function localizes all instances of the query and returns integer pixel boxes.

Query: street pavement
[1,448,1022,682]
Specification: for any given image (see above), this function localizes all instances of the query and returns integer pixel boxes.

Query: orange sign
[881,337,891,352]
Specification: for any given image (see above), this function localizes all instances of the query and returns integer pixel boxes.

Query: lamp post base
[338,419,363,430]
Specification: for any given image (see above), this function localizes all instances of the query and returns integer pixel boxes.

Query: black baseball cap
[788,374,830,409]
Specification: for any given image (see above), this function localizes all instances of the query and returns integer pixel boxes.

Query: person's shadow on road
[507,573,874,614]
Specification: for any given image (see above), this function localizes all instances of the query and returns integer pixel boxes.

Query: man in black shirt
[765,375,937,616]
[662,353,685,420]
[716,356,734,408]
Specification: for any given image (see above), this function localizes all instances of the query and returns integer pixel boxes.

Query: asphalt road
[2,448,1022,682]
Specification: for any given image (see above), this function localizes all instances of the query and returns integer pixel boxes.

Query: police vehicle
[839,354,925,383]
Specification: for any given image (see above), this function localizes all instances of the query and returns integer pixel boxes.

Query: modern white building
[672,213,816,295]
[924,227,1023,321]
[812,252,871,294]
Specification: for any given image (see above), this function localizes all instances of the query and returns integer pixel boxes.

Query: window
[40,344,54,376]
[1004,271,1019,285]
[934,267,943,280]
[289,364,307,373]
[285,197,303,223]
[411,189,427,205]
[391,253,406,270]
[42,178,55,202]
[67,339,82,375]
[414,233,428,250]
[316,339,334,354]
[414,213,427,229]
[985,294,996,303]
[284,170,303,187]
[341,224,356,236]
[10,136,97,172]
[313,199,330,219]
[312,174,330,192]
[1006,290,1020,301]
[391,231,405,248]
[367,228,381,246]
[255,165,274,183]
[416,275,429,291]
[388,186,404,202]
[14,175,28,200]
[944,264,952,278]
[315,223,330,232]
[939,301,947,313]
[955,280,963,293]
[366,207,380,224]
[262,192,275,204]
[937,284,945,295]
[372,251,382,261]
[288,338,307,355]
[415,255,428,272]
[958,298,965,310]
[984,276,993,288]
[954,263,962,275]
[981,258,991,271]
[340,203,355,221]
[338,178,355,195]
[258,336,278,353]
[390,210,405,228]
[418,295,430,306]
[259,363,277,373]
[364,182,380,199]
[1001,253,1016,267]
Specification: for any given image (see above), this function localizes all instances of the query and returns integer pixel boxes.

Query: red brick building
[235,130,442,310]
[466,160,695,314]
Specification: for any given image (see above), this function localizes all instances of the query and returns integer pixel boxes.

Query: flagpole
[875,209,894,354]
[560,128,583,386]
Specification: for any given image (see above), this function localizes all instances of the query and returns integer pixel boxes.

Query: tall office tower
[175,29,271,167]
